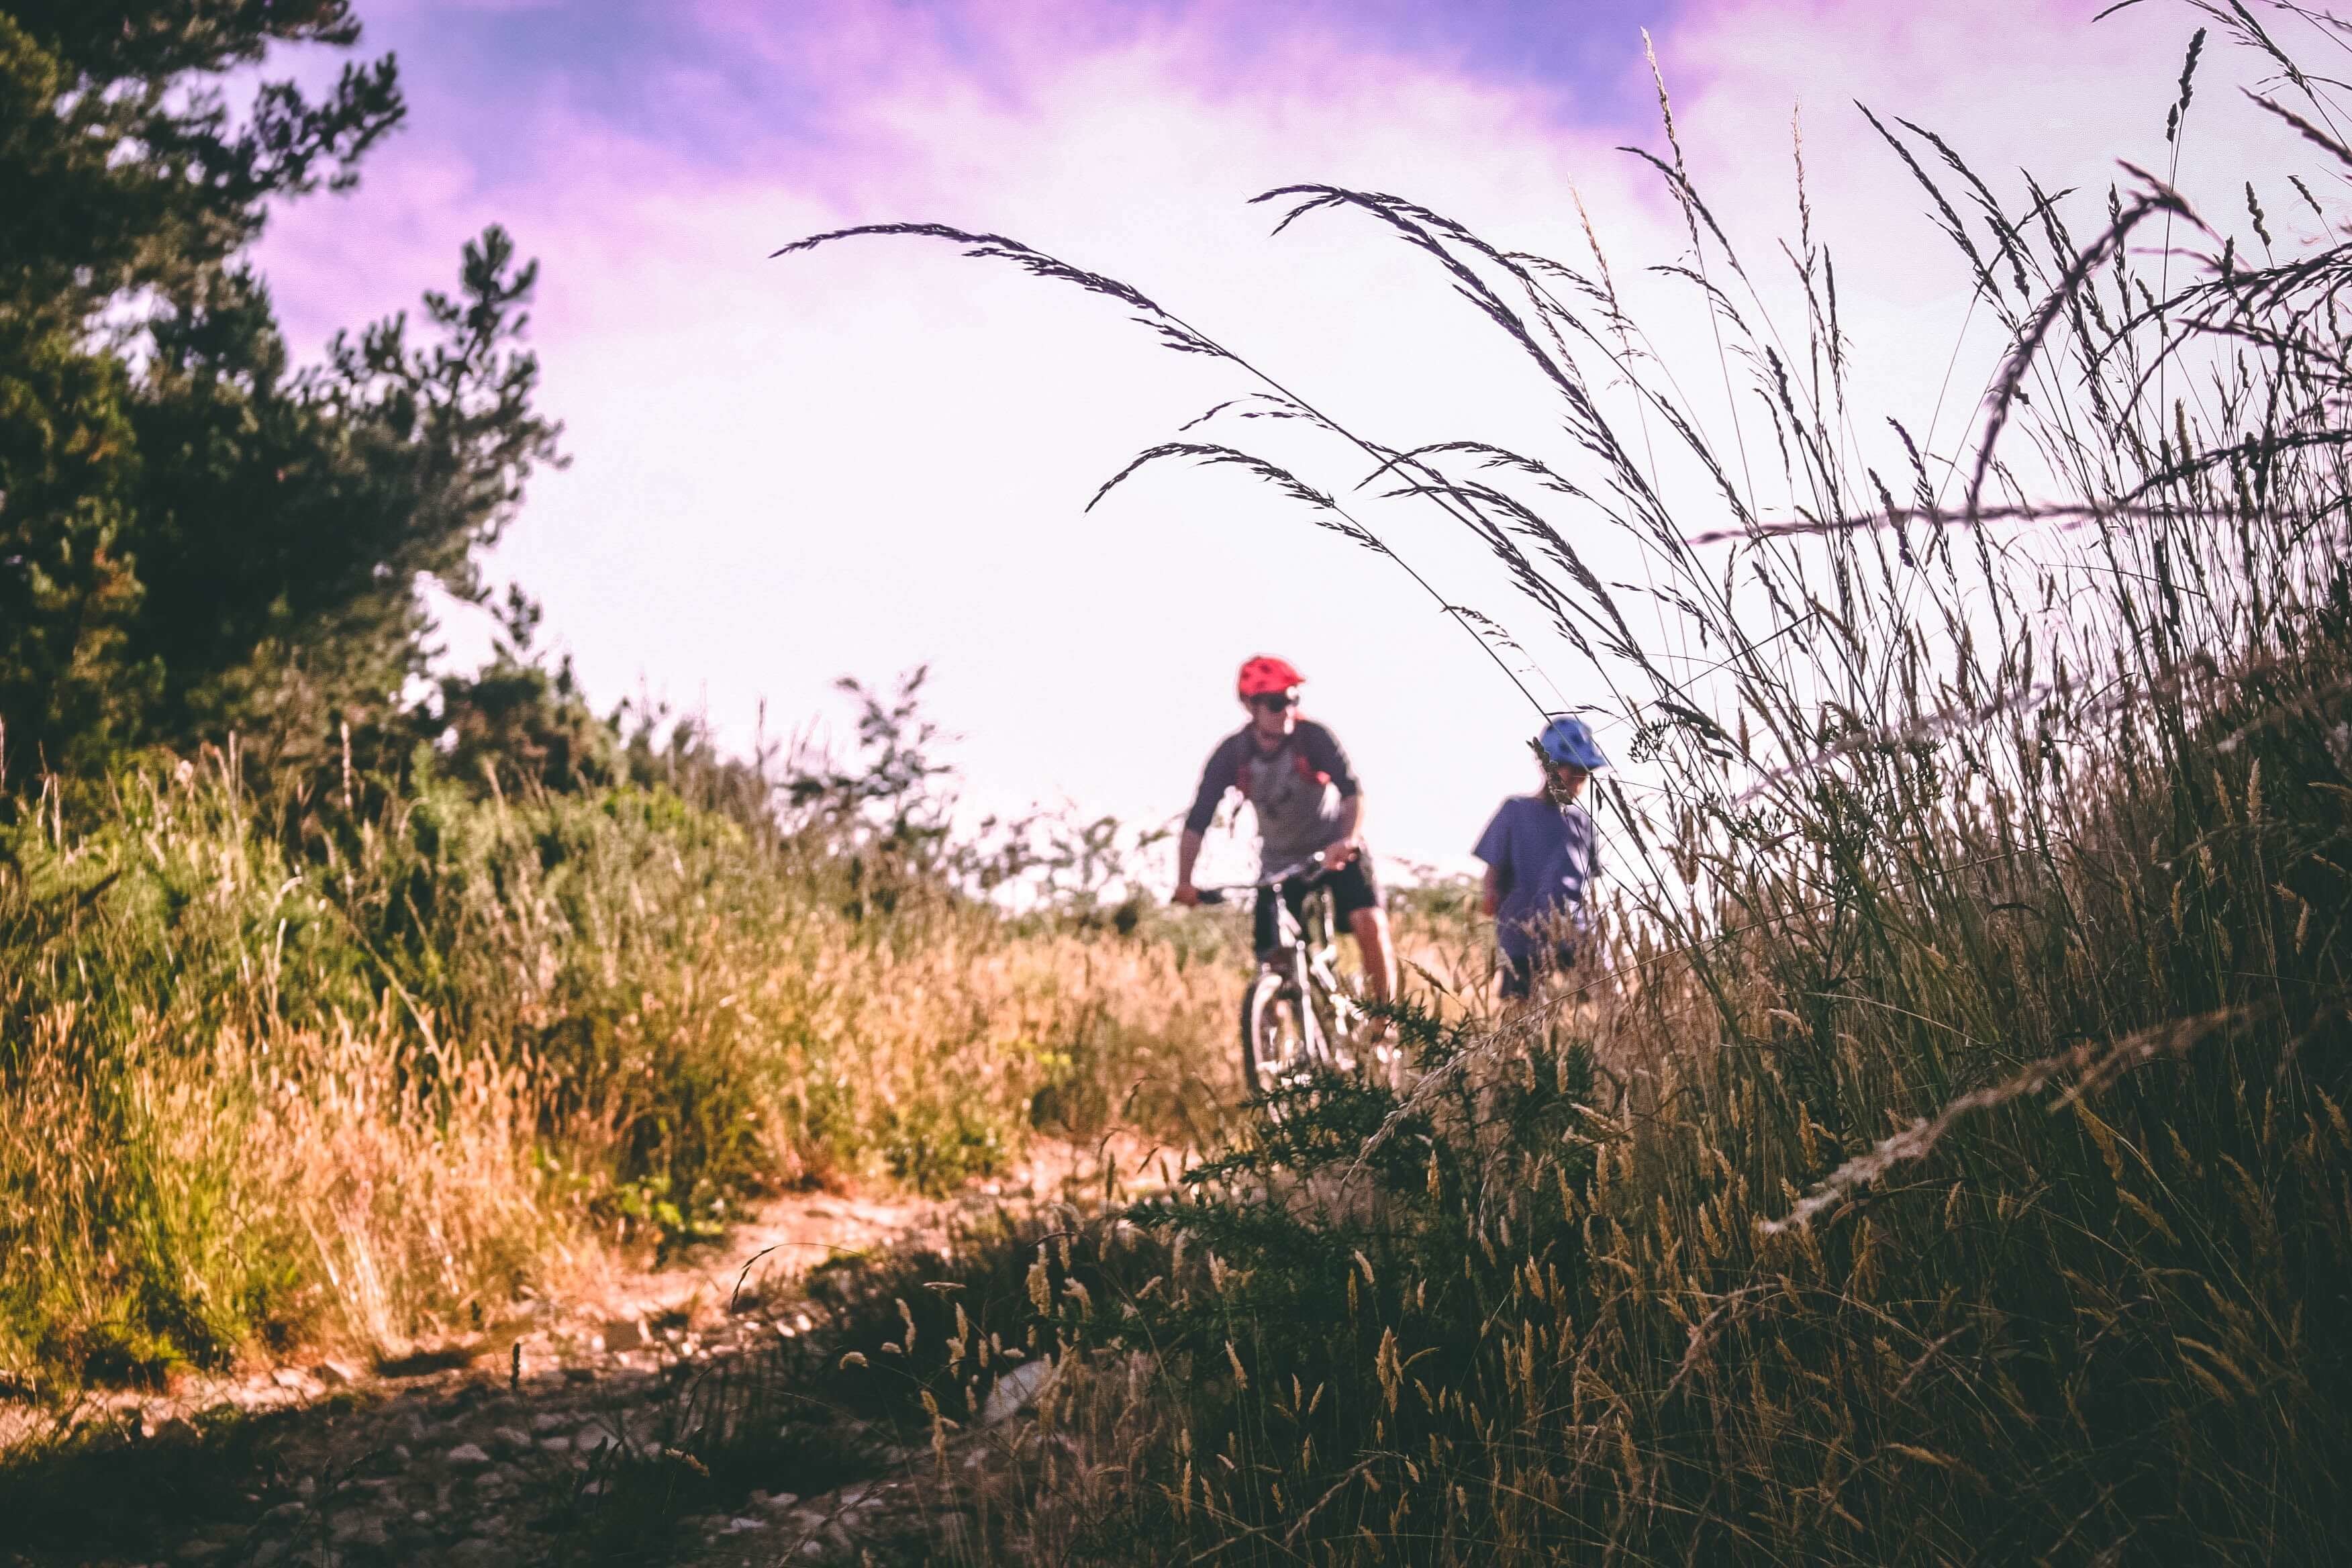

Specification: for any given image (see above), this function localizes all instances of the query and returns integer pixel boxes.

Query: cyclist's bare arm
[1481,863,1503,917]
[1173,828,1206,905]
[1177,738,1247,905]
[1320,793,1365,869]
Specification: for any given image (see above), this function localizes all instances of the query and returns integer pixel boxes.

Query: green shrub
[0,713,1228,1389]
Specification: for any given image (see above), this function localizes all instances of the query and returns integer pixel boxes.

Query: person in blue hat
[1471,716,1607,1001]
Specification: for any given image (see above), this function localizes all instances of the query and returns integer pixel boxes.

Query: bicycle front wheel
[1240,969,1313,1100]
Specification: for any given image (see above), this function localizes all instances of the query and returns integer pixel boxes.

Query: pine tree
[0,1,563,781]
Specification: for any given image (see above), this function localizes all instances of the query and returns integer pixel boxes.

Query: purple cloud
[353,0,1683,180]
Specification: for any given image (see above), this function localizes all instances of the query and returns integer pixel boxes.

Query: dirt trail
[3,1141,1146,1568]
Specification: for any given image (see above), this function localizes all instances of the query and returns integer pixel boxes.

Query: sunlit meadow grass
[0,732,1233,1395]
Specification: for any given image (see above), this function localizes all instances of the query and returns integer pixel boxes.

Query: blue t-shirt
[1472,795,1598,960]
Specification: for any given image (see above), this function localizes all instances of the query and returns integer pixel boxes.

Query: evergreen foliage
[0,0,562,783]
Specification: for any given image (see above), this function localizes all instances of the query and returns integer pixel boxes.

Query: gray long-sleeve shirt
[1184,720,1361,876]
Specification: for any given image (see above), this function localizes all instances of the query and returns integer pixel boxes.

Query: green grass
[0,706,1230,1395]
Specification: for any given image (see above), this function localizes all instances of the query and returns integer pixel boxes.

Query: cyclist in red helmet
[1173,656,1398,1009]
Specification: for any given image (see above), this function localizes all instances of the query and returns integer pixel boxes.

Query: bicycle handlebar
[1190,859,1334,905]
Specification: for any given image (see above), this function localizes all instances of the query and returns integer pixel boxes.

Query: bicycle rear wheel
[1240,969,1314,1100]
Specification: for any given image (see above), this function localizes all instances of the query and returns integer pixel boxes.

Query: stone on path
[330,1514,388,1547]
[981,1357,1057,1425]
[444,1441,492,1468]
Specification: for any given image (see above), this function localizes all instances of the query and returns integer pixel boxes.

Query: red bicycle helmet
[1236,654,1306,698]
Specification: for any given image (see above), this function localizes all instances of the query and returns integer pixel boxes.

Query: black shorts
[1254,853,1384,957]
[1498,942,1577,1000]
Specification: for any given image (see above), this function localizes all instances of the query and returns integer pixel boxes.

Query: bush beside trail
[0,703,1233,1395]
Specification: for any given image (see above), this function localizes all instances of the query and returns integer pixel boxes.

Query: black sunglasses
[1250,691,1298,712]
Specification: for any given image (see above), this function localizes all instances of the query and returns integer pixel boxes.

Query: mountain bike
[1196,861,1393,1102]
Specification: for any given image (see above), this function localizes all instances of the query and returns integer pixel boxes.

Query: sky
[250,0,2324,882]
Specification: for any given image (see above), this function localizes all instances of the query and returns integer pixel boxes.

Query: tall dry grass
[775,5,2352,1561]
[0,703,1232,1395]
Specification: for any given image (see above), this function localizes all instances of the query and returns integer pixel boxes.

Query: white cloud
[254,0,2322,875]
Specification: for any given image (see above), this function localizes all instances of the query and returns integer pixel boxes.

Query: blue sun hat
[1534,715,1608,771]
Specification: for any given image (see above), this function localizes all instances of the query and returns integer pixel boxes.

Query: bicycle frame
[1202,860,1365,1075]
[1269,877,1362,1065]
